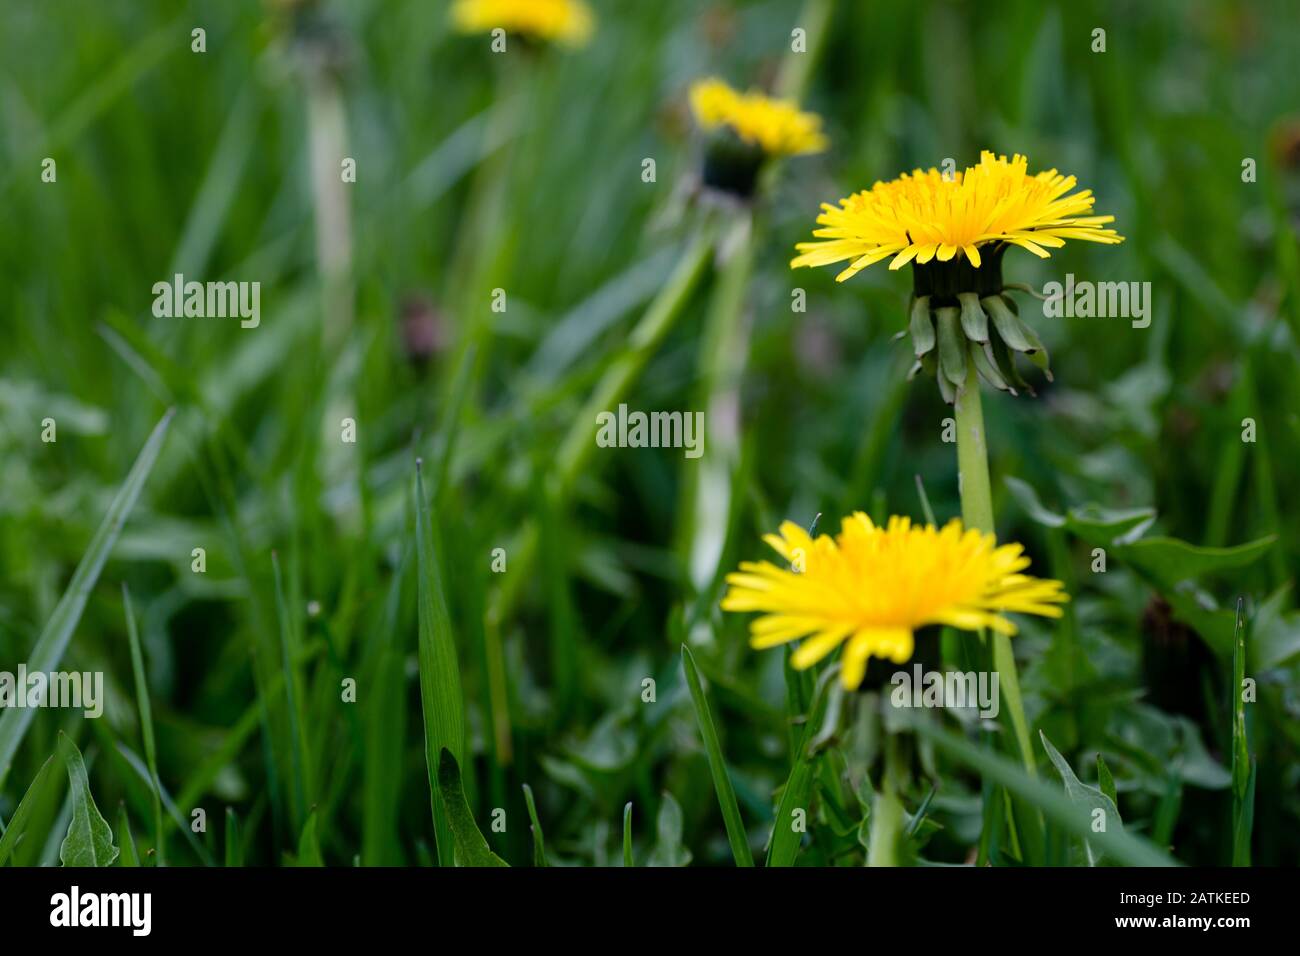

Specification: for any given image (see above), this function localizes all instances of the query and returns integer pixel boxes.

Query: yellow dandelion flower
[451,0,594,47]
[792,150,1122,281]
[689,78,828,158]
[721,514,1068,689]
[791,152,1124,399]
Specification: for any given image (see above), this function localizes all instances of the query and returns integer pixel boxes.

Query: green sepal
[957,292,989,343]
[936,358,956,404]
[972,339,1014,394]
[990,331,1035,396]
[909,295,935,357]
[1024,342,1054,381]
[935,306,967,388]
[982,295,1034,353]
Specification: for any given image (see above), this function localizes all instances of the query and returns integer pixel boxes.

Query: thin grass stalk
[304,57,355,349]
[122,584,165,865]
[442,57,529,410]
[1230,599,1254,865]
[681,645,754,866]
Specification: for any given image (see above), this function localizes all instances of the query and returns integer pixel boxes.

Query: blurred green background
[1,0,1298,866]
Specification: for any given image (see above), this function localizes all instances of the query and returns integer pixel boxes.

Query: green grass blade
[767,666,836,867]
[225,808,242,868]
[272,551,310,829]
[0,408,173,788]
[363,647,407,865]
[429,342,477,503]
[681,644,754,866]
[437,750,508,867]
[113,743,214,866]
[294,813,324,867]
[116,804,139,867]
[1230,598,1253,865]
[0,755,57,866]
[914,474,938,526]
[521,784,548,867]
[623,802,634,867]
[414,459,467,866]
[1233,762,1256,867]
[122,584,165,865]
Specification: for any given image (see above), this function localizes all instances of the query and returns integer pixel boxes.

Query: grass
[1,0,1298,867]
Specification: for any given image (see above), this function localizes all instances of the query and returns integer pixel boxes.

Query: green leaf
[646,792,691,867]
[1040,731,1123,866]
[522,784,549,867]
[415,460,467,867]
[1162,591,1237,658]
[681,644,754,866]
[436,749,508,867]
[0,755,58,866]
[1172,717,1231,789]
[1252,586,1300,668]
[909,718,1176,866]
[1121,536,1274,588]
[58,734,119,867]
[1005,476,1155,540]
[0,409,173,788]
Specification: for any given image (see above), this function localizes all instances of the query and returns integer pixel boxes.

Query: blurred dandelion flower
[721,514,1067,689]
[690,78,828,157]
[689,78,826,199]
[791,152,1123,397]
[451,0,594,47]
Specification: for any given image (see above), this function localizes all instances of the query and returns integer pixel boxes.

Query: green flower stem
[554,225,717,492]
[678,212,754,596]
[953,363,1036,779]
[953,364,994,534]
[305,62,354,350]
[868,738,906,867]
